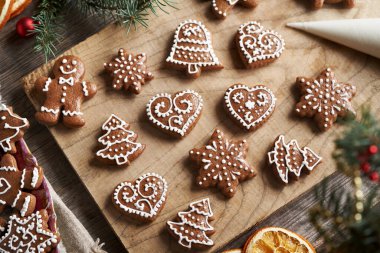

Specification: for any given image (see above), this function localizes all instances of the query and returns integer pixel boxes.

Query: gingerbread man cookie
[104,48,153,94]
[212,0,258,18]
[0,154,44,216]
[0,209,60,253]
[295,68,356,131]
[0,104,29,154]
[34,55,97,128]
[313,0,355,9]
[189,129,256,197]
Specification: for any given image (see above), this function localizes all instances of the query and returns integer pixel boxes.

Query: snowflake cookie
[96,114,145,166]
[189,129,256,197]
[0,209,60,253]
[166,20,223,78]
[313,0,355,9]
[104,48,153,94]
[295,68,356,131]
[112,173,168,222]
[268,135,322,184]
[0,154,44,217]
[212,0,258,18]
[167,198,215,249]
[224,84,276,131]
[0,104,29,154]
[236,21,285,69]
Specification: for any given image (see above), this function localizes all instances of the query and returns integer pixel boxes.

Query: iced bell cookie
[268,135,322,184]
[0,104,29,154]
[96,114,145,166]
[146,90,203,137]
[104,48,153,94]
[189,129,256,197]
[167,198,215,250]
[166,20,223,78]
[224,84,276,131]
[212,0,258,19]
[34,55,97,128]
[313,0,355,9]
[236,21,285,69]
[295,68,356,131]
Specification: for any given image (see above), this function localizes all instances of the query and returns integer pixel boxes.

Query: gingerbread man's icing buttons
[212,0,258,18]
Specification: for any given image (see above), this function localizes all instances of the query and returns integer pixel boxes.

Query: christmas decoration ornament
[368,145,378,155]
[212,0,258,18]
[360,162,371,173]
[313,0,355,9]
[369,171,379,182]
[16,16,36,37]
[11,0,32,18]
[0,0,13,30]
[166,19,223,78]
[167,198,215,249]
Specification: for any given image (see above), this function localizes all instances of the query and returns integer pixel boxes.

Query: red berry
[360,162,371,173]
[369,171,379,182]
[368,145,378,155]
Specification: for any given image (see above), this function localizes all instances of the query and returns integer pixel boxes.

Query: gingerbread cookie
[96,114,145,166]
[112,173,168,222]
[146,90,203,137]
[0,154,44,216]
[34,55,97,128]
[166,20,223,78]
[0,209,60,252]
[295,68,356,131]
[0,104,29,154]
[224,84,276,131]
[268,135,322,184]
[313,0,355,9]
[104,48,153,94]
[0,0,13,30]
[167,198,215,249]
[212,0,258,18]
[236,21,285,69]
[189,129,256,197]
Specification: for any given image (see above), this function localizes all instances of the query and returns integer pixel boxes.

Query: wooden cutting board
[23,0,380,252]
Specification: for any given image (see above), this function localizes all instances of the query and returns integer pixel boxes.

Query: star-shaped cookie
[295,68,356,131]
[189,129,256,197]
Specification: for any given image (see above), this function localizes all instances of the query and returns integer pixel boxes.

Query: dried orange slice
[10,0,32,18]
[223,249,242,253]
[243,227,316,253]
[0,0,14,30]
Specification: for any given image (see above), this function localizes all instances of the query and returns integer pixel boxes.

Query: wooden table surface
[0,2,378,252]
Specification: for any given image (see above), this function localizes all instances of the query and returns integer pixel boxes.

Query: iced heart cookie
[212,0,258,18]
[268,135,322,184]
[0,104,29,154]
[189,129,256,198]
[166,20,223,78]
[313,0,355,9]
[224,84,276,131]
[295,68,356,131]
[146,90,203,137]
[236,21,285,69]
[112,173,168,222]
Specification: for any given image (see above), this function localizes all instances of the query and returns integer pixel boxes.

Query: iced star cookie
[104,48,153,94]
[112,173,168,222]
[0,104,29,154]
[313,0,355,9]
[146,90,203,137]
[189,129,256,197]
[96,114,145,166]
[212,0,258,18]
[295,68,356,131]
[167,198,215,250]
[166,20,223,78]
[34,55,97,128]
[236,21,285,69]
[268,135,322,184]
[224,84,276,131]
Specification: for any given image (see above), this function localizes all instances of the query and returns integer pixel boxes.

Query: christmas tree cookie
[166,20,223,78]
[167,198,215,249]
[96,114,145,166]
[212,0,258,18]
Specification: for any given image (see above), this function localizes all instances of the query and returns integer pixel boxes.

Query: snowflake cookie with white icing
[166,20,223,78]
[34,55,97,128]
[212,0,258,18]
[104,48,153,94]
[224,84,276,131]
[189,129,256,198]
[112,173,168,222]
[295,68,356,131]
[236,21,285,69]
[0,154,44,217]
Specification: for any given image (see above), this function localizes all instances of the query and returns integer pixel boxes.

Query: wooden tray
[23,0,380,252]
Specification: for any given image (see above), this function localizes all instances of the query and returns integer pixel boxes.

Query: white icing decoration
[31,167,40,188]
[12,190,21,208]
[82,81,89,96]
[42,78,52,92]
[20,195,31,217]
[58,77,74,86]
[59,66,77,75]
[40,106,59,115]
[0,178,11,195]
[62,110,84,116]
[20,170,26,189]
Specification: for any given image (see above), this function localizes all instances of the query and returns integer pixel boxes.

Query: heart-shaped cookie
[146,90,203,137]
[112,173,168,222]
[236,21,285,69]
[224,84,276,131]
